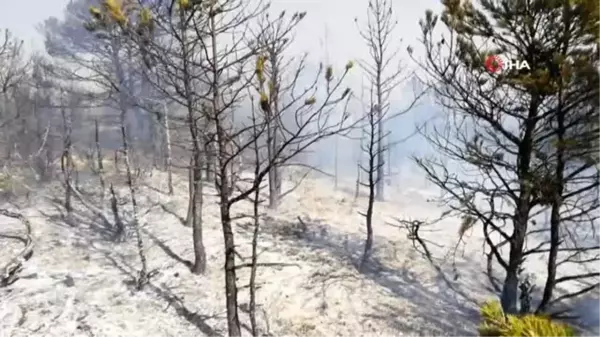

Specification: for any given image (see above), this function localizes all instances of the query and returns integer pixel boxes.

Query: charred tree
[358,103,387,271]
[356,0,402,201]
[59,93,74,217]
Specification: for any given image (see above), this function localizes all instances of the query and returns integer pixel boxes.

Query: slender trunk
[538,96,566,313]
[204,132,215,182]
[61,105,73,215]
[272,131,281,205]
[152,118,161,168]
[249,172,260,337]
[185,156,194,227]
[267,51,281,209]
[179,7,206,269]
[249,105,261,337]
[210,12,240,336]
[361,191,374,271]
[163,104,174,195]
[94,119,106,210]
[188,114,205,274]
[109,183,125,240]
[112,36,147,289]
[538,191,562,313]
[120,106,148,289]
[191,145,206,274]
[221,201,240,336]
[203,135,213,181]
[216,116,240,335]
[360,109,377,271]
[266,121,277,208]
[114,150,119,174]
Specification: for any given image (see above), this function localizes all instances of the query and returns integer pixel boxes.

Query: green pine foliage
[478,300,575,336]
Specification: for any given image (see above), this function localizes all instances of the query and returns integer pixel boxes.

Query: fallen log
[1,209,34,287]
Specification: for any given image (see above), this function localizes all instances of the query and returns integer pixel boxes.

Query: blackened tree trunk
[266,50,281,208]
[178,5,206,271]
[163,103,174,195]
[94,119,106,210]
[60,101,73,215]
[359,107,377,271]
[191,146,206,274]
[500,104,538,314]
[221,199,240,336]
[185,155,194,227]
[537,93,566,312]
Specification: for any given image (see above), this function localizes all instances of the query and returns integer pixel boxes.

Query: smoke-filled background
[1,0,441,190]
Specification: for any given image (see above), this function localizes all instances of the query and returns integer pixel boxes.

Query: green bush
[478,300,575,336]
[0,173,12,191]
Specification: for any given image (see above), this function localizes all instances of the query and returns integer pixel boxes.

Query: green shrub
[478,300,575,336]
[0,173,12,191]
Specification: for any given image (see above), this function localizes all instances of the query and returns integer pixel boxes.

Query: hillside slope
[0,170,597,336]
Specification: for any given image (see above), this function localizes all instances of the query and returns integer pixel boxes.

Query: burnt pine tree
[355,0,412,201]
[356,0,422,269]
[358,102,387,271]
[121,0,210,273]
[250,11,307,209]
[164,0,208,274]
[415,0,598,314]
[86,0,150,289]
[44,0,141,238]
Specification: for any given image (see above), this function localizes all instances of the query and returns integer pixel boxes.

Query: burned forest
[1,0,598,336]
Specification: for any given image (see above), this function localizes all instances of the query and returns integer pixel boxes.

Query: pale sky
[0,0,71,51]
[0,0,441,67]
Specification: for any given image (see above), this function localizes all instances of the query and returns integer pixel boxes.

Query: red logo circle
[485,55,503,73]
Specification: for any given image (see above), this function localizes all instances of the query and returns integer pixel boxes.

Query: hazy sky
[0,0,443,185]
[0,0,70,50]
[1,0,441,51]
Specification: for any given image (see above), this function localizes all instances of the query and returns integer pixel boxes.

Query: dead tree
[355,0,422,269]
[93,119,107,208]
[224,34,354,337]
[126,1,209,272]
[118,91,148,289]
[162,101,174,195]
[358,102,387,271]
[0,29,29,140]
[247,95,263,337]
[183,8,207,274]
[133,97,174,195]
[59,91,74,217]
[185,155,194,227]
[355,0,404,201]
[1,46,54,188]
[0,209,34,287]
[250,11,315,208]
[204,3,250,333]
[83,1,150,289]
